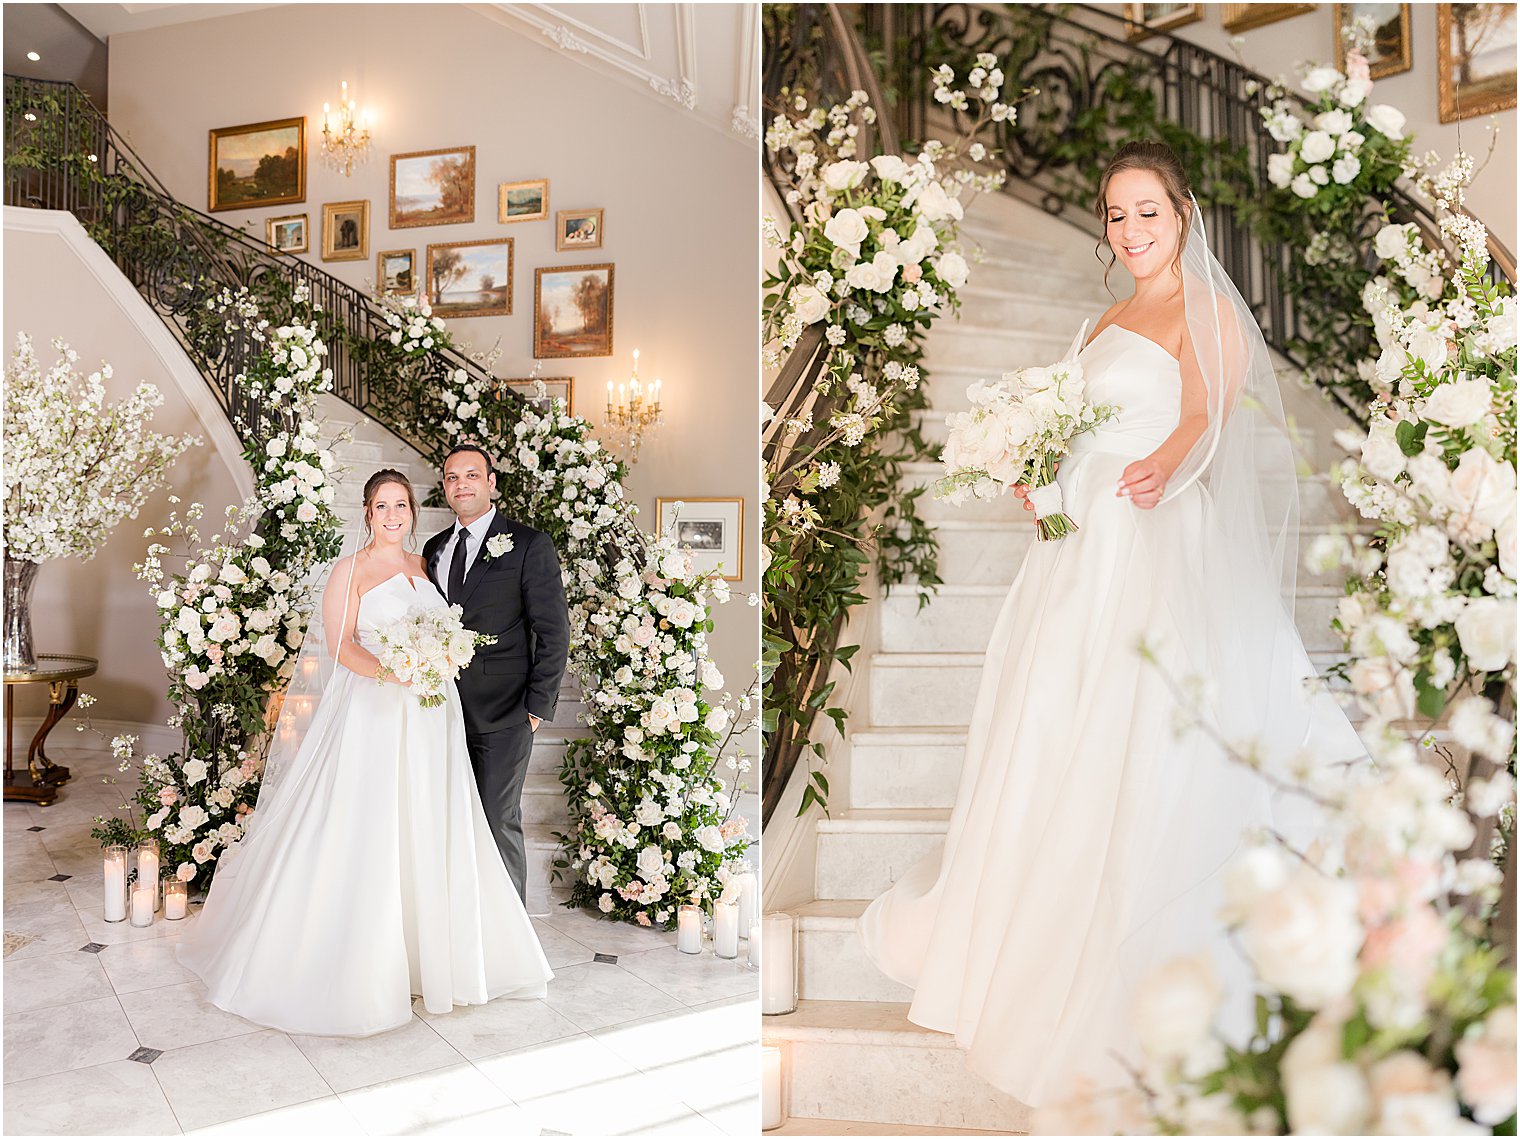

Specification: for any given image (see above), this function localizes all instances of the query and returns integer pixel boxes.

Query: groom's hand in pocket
[528,714,541,733]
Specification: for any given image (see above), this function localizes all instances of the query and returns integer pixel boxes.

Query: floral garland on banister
[349,295,756,927]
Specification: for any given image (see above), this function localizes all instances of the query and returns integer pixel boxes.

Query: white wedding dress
[177,571,552,1037]
[858,325,1364,1105]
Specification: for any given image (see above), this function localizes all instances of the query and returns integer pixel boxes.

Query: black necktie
[448,527,471,602]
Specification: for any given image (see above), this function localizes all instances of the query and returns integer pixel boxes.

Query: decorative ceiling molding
[730,3,760,140]
[541,23,589,54]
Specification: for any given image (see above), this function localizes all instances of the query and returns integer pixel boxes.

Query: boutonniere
[484,533,514,561]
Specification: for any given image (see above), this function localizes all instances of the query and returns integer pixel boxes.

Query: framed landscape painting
[1438,2,1517,122]
[266,213,307,254]
[390,146,476,228]
[321,200,369,262]
[534,264,614,358]
[1222,3,1315,33]
[1334,3,1412,79]
[427,238,513,318]
[556,208,604,251]
[498,376,574,413]
[1123,3,1201,41]
[208,116,304,212]
[656,498,744,581]
[378,248,416,296]
[499,179,549,222]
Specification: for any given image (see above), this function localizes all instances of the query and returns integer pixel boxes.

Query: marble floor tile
[118,979,262,1051]
[63,873,106,912]
[542,959,685,1033]
[686,1077,762,1136]
[4,847,59,884]
[98,936,200,995]
[186,1095,367,1136]
[36,821,102,853]
[3,875,76,907]
[292,1014,465,1093]
[591,997,759,1106]
[79,906,187,947]
[152,1030,331,1132]
[533,917,597,969]
[415,994,582,1061]
[338,1061,529,1135]
[615,944,758,1006]
[3,994,139,1084]
[540,904,679,955]
[4,945,115,1012]
[2,896,91,961]
[2,1058,182,1136]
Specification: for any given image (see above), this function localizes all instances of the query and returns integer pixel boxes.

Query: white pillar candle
[748,921,762,969]
[760,912,797,1015]
[713,901,739,959]
[761,1045,784,1130]
[102,847,128,923]
[736,870,758,934]
[163,880,188,921]
[136,843,160,912]
[676,904,703,954]
[130,887,154,928]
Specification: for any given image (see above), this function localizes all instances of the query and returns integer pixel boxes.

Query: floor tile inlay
[26,825,45,832]
[594,952,618,964]
[79,942,107,954]
[47,874,73,882]
[127,1047,163,1064]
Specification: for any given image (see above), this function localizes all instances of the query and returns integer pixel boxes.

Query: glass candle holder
[163,877,189,920]
[761,1044,785,1130]
[129,885,154,928]
[102,845,129,923]
[676,904,703,954]
[135,839,161,913]
[713,901,739,959]
[760,911,797,1015]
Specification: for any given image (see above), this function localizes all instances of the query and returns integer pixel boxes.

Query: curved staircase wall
[3,207,252,732]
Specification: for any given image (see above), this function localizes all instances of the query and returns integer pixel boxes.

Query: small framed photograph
[390,146,476,228]
[499,179,549,223]
[498,376,574,414]
[556,207,604,251]
[534,263,614,358]
[1437,3,1517,123]
[1221,3,1315,33]
[377,248,416,296]
[657,498,744,582]
[1334,4,1412,79]
[1123,3,1201,41]
[426,237,513,318]
[208,116,305,212]
[321,200,369,262]
[265,213,308,254]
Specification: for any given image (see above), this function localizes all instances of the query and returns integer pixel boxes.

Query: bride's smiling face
[1104,168,1184,284]
[367,481,414,547]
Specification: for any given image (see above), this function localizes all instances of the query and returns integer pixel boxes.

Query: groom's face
[443,451,497,524]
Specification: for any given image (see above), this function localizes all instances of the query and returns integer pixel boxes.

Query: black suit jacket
[423,511,570,734]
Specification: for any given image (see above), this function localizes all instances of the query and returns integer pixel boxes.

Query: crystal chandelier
[320,81,371,177]
[605,348,663,463]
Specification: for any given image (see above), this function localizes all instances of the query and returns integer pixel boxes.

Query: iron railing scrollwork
[3,75,517,456]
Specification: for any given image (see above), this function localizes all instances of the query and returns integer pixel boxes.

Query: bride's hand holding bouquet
[375,605,495,708]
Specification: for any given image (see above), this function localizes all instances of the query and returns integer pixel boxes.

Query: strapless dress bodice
[355,573,445,653]
[1068,324,1182,461]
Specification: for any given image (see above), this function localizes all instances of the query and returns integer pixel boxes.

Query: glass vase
[4,556,40,673]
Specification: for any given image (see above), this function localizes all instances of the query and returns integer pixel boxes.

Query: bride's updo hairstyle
[1094,140,1193,294]
[361,468,419,545]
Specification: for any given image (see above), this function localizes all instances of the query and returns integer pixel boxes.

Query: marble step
[763,1000,1030,1132]
[877,583,1346,654]
[523,770,570,827]
[865,649,1352,729]
[816,810,950,901]
[922,325,1078,374]
[902,462,1347,525]
[333,475,437,510]
[796,899,913,1004]
[847,728,976,812]
[953,282,1112,331]
[954,217,1068,265]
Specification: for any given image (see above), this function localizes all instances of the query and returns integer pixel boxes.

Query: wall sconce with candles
[320,81,372,177]
[605,348,663,463]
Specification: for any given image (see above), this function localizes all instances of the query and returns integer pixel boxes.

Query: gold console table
[4,654,96,806]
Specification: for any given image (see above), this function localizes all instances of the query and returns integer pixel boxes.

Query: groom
[424,443,570,901]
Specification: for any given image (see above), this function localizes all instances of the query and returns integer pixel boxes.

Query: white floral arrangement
[935,360,1116,540]
[106,283,345,882]
[374,604,494,708]
[2,334,199,564]
[376,293,451,356]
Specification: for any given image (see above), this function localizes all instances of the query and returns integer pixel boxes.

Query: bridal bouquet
[934,358,1116,540]
[375,605,495,708]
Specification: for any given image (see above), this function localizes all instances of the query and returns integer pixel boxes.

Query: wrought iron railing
[3,75,515,454]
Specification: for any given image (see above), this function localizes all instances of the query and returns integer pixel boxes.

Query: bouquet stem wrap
[1026,455,1076,540]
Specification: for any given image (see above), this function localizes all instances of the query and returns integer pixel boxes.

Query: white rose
[1369,1051,1480,1135]
[1290,173,1318,199]
[1130,953,1222,1061]
[1314,108,1354,136]
[821,160,869,191]
[636,845,664,880]
[1220,845,1290,925]
[791,283,829,324]
[897,223,938,265]
[1299,130,1336,164]
[1361,422,1407,481]
[912,181,964,222]
[1421,376,1491,427]
[1456,597,1516,672]
[1455,1004,1518,1126]
[1282,1014,1373,1134]
[694,825,726,853]
[1374,223,1413,261]
[845,251,899,294]
[1239,866,1362,1008]
[1349,656,1418,719]
[1266,152,1295,188]
[1498,514,1516,579]
[1365,103,1407,139]
[1301,66,1342,94]
[1444,447,1515,537]
[934,251,969,290]
[869,154,910,183]
[823,208,868,255]
[1339,77,1372,107]
[1331,155,1362,184]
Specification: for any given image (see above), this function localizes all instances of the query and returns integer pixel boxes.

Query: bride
[858,141,1364,1104]
[177,468,552,1036]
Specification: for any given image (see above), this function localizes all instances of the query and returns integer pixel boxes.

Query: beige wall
[1093,2,1516,251]
[4,212,249,726]
[105,3,760,701]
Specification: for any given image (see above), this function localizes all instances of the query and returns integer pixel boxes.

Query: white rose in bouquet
[1266,152,1294,188]
[1130,953,1222,1062]
[823,208,868,256]
[791,284,830,325]
[1281,1013,1374,1134]
[1455,596,1517,672]
[1360,421,1408,481]
[1238,866,1362,1008]
[1443,447,1515,540]
[820,160,869,191]
[898,223,938,265]
[1301,66,1342,94]
[1364,103,1407,139]
[845,251,899,294]
[934,250,970,289]
[1421,376,1490,427]
[1299,130,1336,164]
[1455,1004,1518,1126]
[869,154,910,182]
[912,181,964,222]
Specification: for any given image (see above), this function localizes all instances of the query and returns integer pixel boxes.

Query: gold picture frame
[321,199,369,262]
[556,208,604,252]
[1334,4,1412,80]
[389,145,476,229]
[1437,2,1518,123]
[534,263,614,358]
[499,179,549,223]
[656,497,745,582]
[1123,3,1202,41]
[208,116,305,212]
[1222,3,1317,33]
[498,376,574,414]
[426,237,513,318]
[265,213,308,254]
[377,248,416,296]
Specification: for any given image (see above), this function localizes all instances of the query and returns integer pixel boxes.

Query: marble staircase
[763,192,1368,1134]
[315,394,585,897]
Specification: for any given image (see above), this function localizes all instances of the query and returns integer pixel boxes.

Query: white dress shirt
[439,507,496,602]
